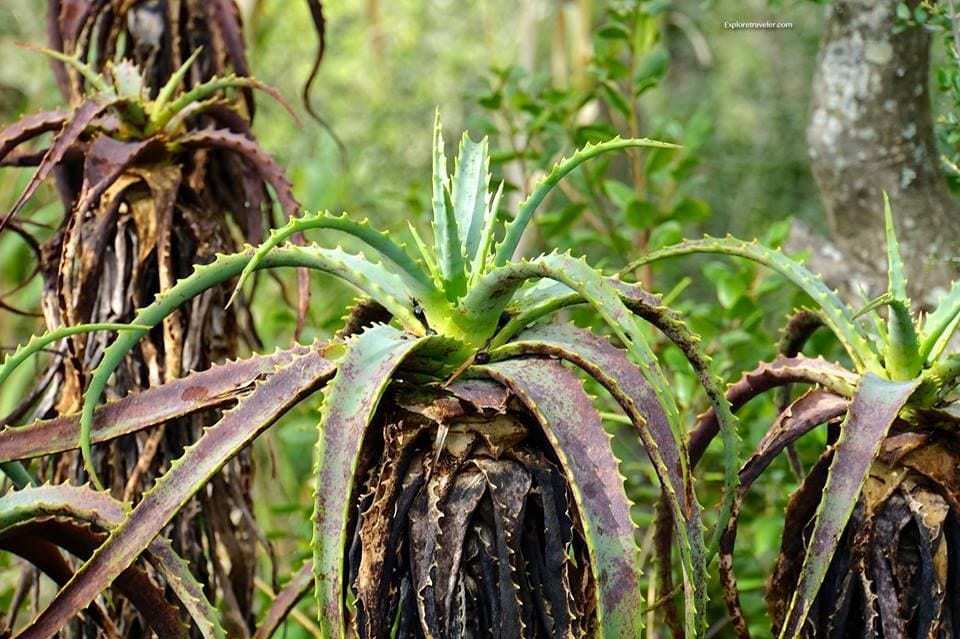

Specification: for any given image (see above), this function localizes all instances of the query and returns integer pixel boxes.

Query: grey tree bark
[804,0,960,304]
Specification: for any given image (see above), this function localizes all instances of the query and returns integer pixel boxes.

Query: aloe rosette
[0,117,742,637]
[628,195,960,637]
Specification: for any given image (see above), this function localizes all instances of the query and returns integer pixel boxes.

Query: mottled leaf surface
[482,357,644,638]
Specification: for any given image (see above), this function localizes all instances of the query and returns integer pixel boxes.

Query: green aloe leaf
[227,211,440,309]
[493,137,679,266]
[451,132,490,264]
[480,357,646,638]
[881,193,922,379]
[78,245,425,489]
[778,373,920,639]
[431,112,467,297]
[920,279,960,362]
[628,237,881,372]
[18,349,334,639]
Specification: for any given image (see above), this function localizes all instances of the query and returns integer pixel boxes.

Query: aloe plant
[629,194,960,637]
[0,4,320,633]
[0,118,744,638]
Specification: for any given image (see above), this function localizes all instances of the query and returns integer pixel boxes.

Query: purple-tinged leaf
[481,357,645,638]
[778,373,920,638]
[692,355,857,465]
[176,128,300,217]
[311,324,441,637]
[717,390,849,638]
[1,99,108,236]
[204,0,252,107]
[16,349,333,639]
[0,483,223,638]
[1,520,183,638]
[0,109,68,160]
[492,322,704,597]
[73,136,158,216]
[0,346,309,462]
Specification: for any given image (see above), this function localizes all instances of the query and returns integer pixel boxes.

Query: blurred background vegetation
[0,0,940,635]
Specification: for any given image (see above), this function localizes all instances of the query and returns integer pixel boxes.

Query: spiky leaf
[430,112,466,296]
[778,373,920,638]
[311,325,446,637]
[17,349,333,638]
[630,237,881,372]
[451,133,490,263]
[494,137,679,266]
[481,358,645,638]
[0,346,309,463]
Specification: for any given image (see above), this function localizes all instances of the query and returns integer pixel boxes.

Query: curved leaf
[920,279,960,361]
[494,137,678,266]
[480,357,645,638]
[228,211,440,308]
[17,349,333,639]
[1,99,108,236]
[691,355,857,465]
[0,323,141,488]
[0,483,224,638]
[0,109,68,160]
[489,323,705,598]
[778,373,919,638]
[78,245,424,487]
[717,391,848,638]
[463,252,705,632]
[311,324,444,637]
[627,237,881,372]
[175,128,299,217]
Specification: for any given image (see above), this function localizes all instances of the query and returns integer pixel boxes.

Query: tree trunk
[806,0,960,304]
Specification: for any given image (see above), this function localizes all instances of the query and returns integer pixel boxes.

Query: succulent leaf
[494,137,679,266]
[311,324,442,637]
[469,179,504,285]
[431,112,467,297]
[0,483,225,638]
[451,132,490,263]
[919,279,960,363]
[150,47,204,119]
[228,210,440,310]
[880,194,922,379]
[0,322,142,488]
[1,99,110,236]
[20,349,333,639]
[78,245,426,488]
[0,108,68,161]
[718,390,849,636]
[883,193,908,302]
[480,358,647,638]
[490,323,707,620]
[630,237,882,372]
[778,373,920,639]
[0,346,310,463]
